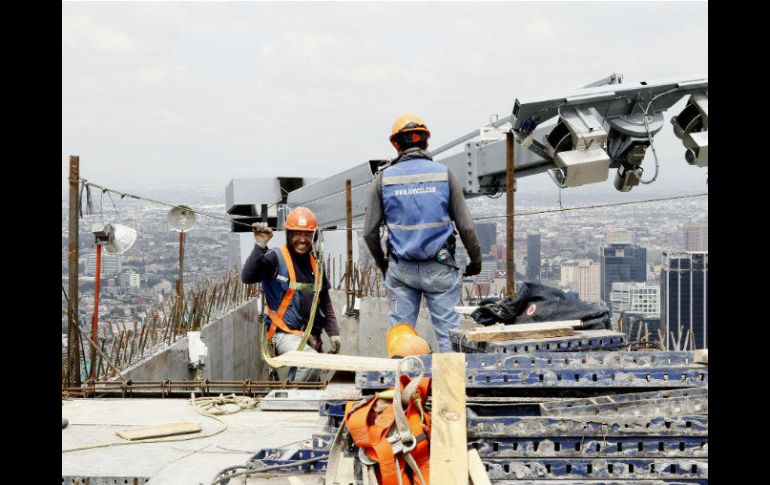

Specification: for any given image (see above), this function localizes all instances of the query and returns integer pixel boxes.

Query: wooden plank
[469,327,574,342]
[270,351,400,372]
[464,321,581,343]
[455,306,479,315]
[468,448,492,485]
[483,328,624,345]
[430,353,467,485]
[694,349,708,365]
[116,422,202,441]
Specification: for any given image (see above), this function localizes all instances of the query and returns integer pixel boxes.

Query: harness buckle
[358,446,377,466]
[388,433,417,455]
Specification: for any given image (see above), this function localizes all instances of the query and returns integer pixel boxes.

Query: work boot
[62,418,69,429]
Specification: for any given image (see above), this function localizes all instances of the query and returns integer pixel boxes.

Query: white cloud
[61,2,708,191]
[136,64,186,86]
[62,15,135,53]
[147,110,185,126]
[525,17,557,38]
[351,63,439,89]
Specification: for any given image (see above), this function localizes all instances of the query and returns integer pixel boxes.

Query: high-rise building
[606,229,635,244]
[489,243,506,261]
[129,272,141,288]
[86,252,122,276]
[600,243,646,303]
[475,223,497,255]
[526,233,541,282]
[560,259,601,304]
[475,254,498,284]
[609,282,660,324]
[661,252,708,349]
[683,223,708,251]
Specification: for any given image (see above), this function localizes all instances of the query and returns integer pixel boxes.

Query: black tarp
[470,282,611,329]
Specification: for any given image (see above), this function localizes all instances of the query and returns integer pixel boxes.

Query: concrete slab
[62,398,322,485]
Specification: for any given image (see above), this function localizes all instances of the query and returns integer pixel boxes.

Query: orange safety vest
[265,245,318,341]
[344,375,432,485]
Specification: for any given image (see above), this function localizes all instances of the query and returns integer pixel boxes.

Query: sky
[62,1,708,198]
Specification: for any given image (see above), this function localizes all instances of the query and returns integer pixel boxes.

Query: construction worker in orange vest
[241,207,341,382]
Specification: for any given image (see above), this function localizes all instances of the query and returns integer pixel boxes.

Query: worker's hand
[252,222,273,247]
[463,260,482,277]
[329,335,342,354]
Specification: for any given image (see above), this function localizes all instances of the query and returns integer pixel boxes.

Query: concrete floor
[62,398,326,485]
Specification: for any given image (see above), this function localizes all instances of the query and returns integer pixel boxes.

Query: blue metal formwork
[469,436,708,458]
[488,481,702,485]
[468,415,708,438]
[319,400,348,418]
[540,387,709,416]
[249,412,708,477]
[247,447,328,473]
[356,350,708,390]
[481,458,707,481]
[451,329,628,354]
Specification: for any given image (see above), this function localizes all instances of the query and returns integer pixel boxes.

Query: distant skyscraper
[661,252,708,349]
[475,223,497,255]
[129,272,141,288]
[526,233,541,282]
[560,259,601,304]
[683,223,708,251]
[609,281,660,324]
[489,243,506,261]
[86,252,121,276]
[470,254,499,284]
[606,229,635,244]
[600,243,646,303]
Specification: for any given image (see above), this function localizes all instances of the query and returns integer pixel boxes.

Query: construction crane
[285,73,708,228]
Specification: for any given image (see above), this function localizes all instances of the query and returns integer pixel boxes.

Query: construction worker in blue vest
[241,207,341,382]
[364,114,482,352]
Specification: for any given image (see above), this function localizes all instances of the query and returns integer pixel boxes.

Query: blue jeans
[385,258,461,352]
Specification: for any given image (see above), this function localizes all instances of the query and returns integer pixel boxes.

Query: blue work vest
[382,158,453,261]
[262,245,318,331]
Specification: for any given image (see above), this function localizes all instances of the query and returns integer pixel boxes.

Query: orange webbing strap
[345,399,400,485]
[344,376,432,485]
[266,245,314,340]
[402,375,432,485]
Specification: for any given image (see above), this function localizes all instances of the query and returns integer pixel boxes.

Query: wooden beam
[463,321,581,342]
[454,306,479,315]
[468,448,492,485]
[270,351,400,372]
[694,349,708,365]
[430,353,467,485]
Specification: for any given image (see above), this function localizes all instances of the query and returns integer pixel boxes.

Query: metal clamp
[358,446,376,466]
[388,433,417,455]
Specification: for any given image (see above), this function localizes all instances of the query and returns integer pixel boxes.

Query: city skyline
[62,183,707,366]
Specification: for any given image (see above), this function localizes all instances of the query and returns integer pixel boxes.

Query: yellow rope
[62,393,257,453]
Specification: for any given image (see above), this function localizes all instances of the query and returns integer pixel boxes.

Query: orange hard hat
[390,113,431,144]
[387,323,431,358]
[284,207,317,231]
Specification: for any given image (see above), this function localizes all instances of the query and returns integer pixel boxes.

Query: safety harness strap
[266,245,317,340]
[344,370,433,485]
